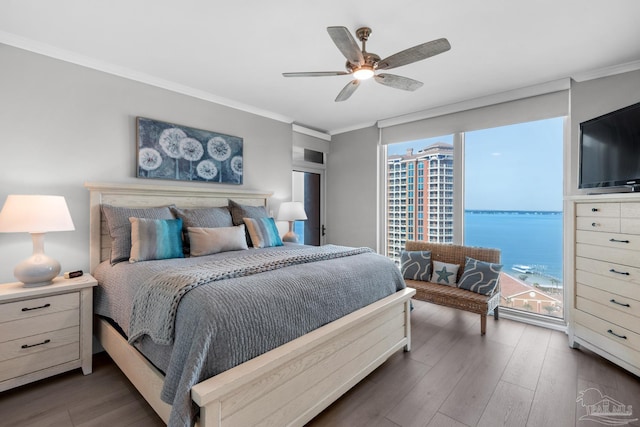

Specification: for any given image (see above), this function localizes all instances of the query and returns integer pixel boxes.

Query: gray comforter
[94,244,405,427]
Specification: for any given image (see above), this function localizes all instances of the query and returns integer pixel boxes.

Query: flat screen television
[579,101,640,191]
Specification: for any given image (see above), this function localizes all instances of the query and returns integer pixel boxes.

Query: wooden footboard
[96,287,415,427]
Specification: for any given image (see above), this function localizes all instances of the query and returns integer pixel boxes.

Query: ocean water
[464,211,563,283]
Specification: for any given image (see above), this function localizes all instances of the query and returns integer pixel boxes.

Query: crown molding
[0,31,294,125]
[572,60,640,82]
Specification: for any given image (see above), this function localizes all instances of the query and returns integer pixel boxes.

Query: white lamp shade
[277,201,307,221]
[0,195,75,233]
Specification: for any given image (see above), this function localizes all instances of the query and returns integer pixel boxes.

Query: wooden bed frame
[85,181,415,427]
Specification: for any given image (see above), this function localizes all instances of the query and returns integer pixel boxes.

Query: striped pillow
[243,217,283,248]
[129,217,184,262]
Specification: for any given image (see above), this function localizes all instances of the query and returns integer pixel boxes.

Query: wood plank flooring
[1,300,639,426]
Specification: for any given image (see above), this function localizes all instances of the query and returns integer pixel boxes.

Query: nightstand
[0,274,97,392]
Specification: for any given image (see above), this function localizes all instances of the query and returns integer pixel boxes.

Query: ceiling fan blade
[377,38,451,70]
[374,74,424,91]
[335,80,360,102]
[327,26,364,66]
[283,71,350,77]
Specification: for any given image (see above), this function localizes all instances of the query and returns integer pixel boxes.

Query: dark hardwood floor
[1,300,639,426]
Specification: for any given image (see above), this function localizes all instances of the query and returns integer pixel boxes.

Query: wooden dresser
[0,274,97,392]
[568,195,640,377]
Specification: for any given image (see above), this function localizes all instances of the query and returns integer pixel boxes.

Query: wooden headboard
[84,182,272,273]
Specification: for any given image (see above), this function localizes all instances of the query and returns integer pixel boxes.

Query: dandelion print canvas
[136,117,243,184]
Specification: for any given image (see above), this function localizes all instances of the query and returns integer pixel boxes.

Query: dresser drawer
[0,310,79,344]
[576,216,620,233]
[574,310,640,365]
[577,202,620,218]
[0,292,79,323]
[576,243,640,268]
[0,326,79,363]
[576,230,640,251]
[0,342,79,383]
[621,218,640,235]
[576,296,640,336]
[621,202,640,218]
[576,266,640,297]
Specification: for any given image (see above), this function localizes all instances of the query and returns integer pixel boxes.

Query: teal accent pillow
[243,217,283,248]
[457,256,503,295]
[431,260,459,286]
[129,217,184,262]
[102,204,175,264]
[400,251,432,281]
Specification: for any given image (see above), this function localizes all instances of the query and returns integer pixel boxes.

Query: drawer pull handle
[609,268,630,276]
[21,339,51,349]
[607,329,627,340]
[21,303,51,312]
[610,299,631,307]
[591,222,598,227]
[609,238,630,244]
[591,208,598,212]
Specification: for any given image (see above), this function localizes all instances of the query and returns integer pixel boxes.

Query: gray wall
[0,44,293,283]
[326,126,379,250]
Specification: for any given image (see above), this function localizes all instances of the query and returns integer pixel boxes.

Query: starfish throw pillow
[431,260,459,286]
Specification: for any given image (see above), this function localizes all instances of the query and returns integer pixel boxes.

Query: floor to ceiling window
[384,117,565,320]
[463,117,564,319]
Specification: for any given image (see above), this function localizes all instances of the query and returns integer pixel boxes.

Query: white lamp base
[14,233,60,286]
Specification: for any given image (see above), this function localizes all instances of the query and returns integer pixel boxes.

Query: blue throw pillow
[457,256,502,295]
[243,217,283,248]
[400,251,432,281]
[129,217,184,262]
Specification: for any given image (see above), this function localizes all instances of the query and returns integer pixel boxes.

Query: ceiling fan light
[353,66,374,80]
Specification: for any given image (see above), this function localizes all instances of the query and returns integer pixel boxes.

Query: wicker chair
[404,240,501,335]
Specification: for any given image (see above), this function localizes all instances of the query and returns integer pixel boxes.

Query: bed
[85,181,415,427]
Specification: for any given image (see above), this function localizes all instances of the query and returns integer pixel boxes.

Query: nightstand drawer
[0,342,79,383]
[0,309,79,343]
[0,292,79,323]
[0,326,79,363]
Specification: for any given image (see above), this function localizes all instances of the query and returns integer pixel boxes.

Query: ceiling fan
[283,26,451,102]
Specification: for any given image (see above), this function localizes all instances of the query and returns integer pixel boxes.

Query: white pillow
[431,260,460,286]
[187,225,248,256]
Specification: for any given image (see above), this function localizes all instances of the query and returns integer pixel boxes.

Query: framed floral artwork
[136,117,243,184]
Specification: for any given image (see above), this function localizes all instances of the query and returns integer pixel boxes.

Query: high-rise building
[387,142,454,262]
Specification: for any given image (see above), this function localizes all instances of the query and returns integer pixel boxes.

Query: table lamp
[0,195,75,286]
[277,201,307,243]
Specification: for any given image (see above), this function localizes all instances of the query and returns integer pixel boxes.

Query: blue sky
[387,117,564,211]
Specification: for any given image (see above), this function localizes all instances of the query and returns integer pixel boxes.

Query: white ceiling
[2,0,640,135]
